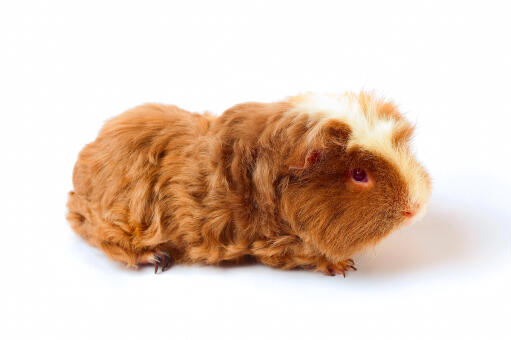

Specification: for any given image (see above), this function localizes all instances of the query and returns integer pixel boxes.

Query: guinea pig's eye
[351,168,368,183]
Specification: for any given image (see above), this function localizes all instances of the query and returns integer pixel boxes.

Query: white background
[1,1,510,339]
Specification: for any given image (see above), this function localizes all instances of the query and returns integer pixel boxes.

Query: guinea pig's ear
[288,149,322,170]
[324,120,352,146]
[287,120,351,171]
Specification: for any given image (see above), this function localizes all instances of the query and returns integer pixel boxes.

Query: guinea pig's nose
[401,210,415,218]
[402,202,421,218]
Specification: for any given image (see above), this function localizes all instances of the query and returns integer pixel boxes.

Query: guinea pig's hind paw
[138,251,173,274]
[152,253,173,274]
[324,259,357,277]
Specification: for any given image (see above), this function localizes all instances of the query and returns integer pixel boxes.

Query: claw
[161,255,167,272]
[346,259,354,266]
[349,265,357,271]
[153,255,162,274]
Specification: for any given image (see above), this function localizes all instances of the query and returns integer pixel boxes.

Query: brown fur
[67,93,431,275]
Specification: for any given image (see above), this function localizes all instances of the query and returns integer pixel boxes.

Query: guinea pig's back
[70,104,211,221]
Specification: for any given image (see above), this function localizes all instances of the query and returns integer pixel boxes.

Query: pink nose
[402,210,415,218]
[402,202,421,218]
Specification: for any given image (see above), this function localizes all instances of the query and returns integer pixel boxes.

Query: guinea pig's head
[279,92,431,261]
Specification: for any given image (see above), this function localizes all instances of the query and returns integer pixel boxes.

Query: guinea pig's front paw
[138,250,173,274]
[320,259,357,277]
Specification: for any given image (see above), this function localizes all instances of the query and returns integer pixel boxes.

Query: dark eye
[351,168,368,182]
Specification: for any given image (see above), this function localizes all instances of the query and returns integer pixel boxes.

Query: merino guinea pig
[67,92,431,276]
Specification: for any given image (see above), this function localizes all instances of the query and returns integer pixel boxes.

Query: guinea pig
[67,92,431,276]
